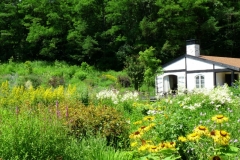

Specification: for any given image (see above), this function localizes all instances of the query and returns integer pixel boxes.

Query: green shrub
[117,75,131,88]
[69,105,129,148]
[74,71,88,81]
[22,74,42,88]
[80,62,93,73]
[80,89,89,106]
[24,61,33,74]
[48,76,65,88]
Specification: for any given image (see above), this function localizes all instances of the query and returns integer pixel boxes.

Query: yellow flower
[164,141,176,149]
[178,136,187,142]
[148,123,156,128]
[130,141,138,147]
[148,145,160,152]
[187,132,201,141]
[138,144,150,151]
[158,142,167,149]
[208,130,220,141]
[132,102,139,107]
[143,116,155,121]
[216,130,230,145]
[138,139,151,151]
[211,115,228,124]
[138,126,151,132]
[194,125,209,135]
[129,131,143,139]
[133,120,142,125]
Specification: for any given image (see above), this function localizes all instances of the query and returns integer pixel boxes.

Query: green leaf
[219,146,239,156]
[163,155,182,160]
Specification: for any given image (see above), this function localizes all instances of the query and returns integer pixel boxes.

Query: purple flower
[56,100,60,118]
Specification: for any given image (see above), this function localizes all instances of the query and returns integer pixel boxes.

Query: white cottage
[156,39,240,96]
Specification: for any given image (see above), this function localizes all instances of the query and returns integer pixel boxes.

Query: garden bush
[48,76,65,88]
[117,75,131,88]
[74,71,88,81]
[68,105,129,148]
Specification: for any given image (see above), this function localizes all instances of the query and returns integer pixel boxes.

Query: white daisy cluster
[120,91,139,102]
[96,89,119,104]
[96,89,139,104]
[147,109,164,115]
[208,84,232,104]
[179,84,233,110]
[182,103,201,110]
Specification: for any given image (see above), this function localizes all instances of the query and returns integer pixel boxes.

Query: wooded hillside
[1,0,240,70]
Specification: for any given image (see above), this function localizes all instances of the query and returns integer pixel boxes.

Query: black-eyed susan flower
[148,145,160,152]
[129,131,143,139]
[187,132,201,141]
[208,130,220,141]
[216,130,230,145]
[194,125,209,135]
[138,141,151,152]
[133,120,142,125]
[165,141,176,149]
[143,116,155,121]
[138,126,151,132]
[149,123,156,128]
[158,142,167,149]
[178,136,187,142]
[211,115,228,124]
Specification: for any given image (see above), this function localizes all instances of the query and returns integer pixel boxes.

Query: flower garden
[0,79,240,160]
[0,61,239,159]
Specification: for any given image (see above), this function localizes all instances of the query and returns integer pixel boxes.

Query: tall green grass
[0,107,132,160]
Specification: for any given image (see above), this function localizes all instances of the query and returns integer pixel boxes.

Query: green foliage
[22,74,42,88]
[48,76,65,88]
[80,62,92,73]
[74,71,88,81]
[1,61,240,159]
[138,46,162,91]
[65,136,133,160]
[80,88,89,106]
[0,108,69,159]
[1,0,240,69]
[24,61,33,74]
[124,56,145,90]
[69,105,129,148]
[117,75,131,88]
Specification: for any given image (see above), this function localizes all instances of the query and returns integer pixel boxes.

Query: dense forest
[1,0,240,70]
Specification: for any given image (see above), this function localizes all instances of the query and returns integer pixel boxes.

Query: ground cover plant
[0,61,239,159]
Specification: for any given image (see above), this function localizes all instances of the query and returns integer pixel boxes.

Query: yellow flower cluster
[178,115,230,146]
[103,74,117,82]
[129,115,177,156]
[137,140,176,152]
[209,130,230,145]
[0,81,77,108]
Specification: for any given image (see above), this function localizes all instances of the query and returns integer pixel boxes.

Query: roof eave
[187,55,240,71]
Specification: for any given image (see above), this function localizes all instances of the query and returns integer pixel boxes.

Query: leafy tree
[138,46,161,92]
[124,56,144,91]
[0,0,28,61]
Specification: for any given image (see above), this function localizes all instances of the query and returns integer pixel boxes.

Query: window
[195,75,204,88]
